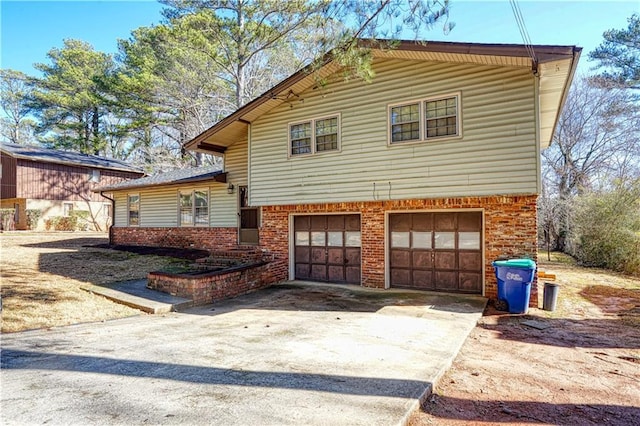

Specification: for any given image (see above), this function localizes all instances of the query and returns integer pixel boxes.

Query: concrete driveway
[1,282,485,426]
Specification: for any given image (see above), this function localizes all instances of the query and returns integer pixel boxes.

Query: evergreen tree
[31,39,116,155]
[590,14,640,89]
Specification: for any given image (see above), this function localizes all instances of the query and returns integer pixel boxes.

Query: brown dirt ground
[409,253,640,426]
[0,232,191,333]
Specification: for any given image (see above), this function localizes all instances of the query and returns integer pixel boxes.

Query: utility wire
[509,0,537,68]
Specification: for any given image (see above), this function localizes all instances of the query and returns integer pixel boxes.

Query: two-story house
[1,142,144,230]
[98,40,580,303]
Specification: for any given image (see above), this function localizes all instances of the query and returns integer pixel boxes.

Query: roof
[0,142,144,174]
[93,166,227,192]
[183,39,581,152]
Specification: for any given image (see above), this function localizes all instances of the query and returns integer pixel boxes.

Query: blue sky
[1,0,639,77]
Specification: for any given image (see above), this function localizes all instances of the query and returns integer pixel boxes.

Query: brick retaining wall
[148,258,287,305]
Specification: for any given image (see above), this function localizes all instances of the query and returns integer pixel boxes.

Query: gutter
[99,191,116,245]
[550,46,582,143]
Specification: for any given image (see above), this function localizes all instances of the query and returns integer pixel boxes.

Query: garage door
[294,215,361,284]
[389,212,482,293]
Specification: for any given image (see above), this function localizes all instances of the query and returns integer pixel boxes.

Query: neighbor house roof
[93,166,226,192]
[183,39,581,152]
[0,142,144,174]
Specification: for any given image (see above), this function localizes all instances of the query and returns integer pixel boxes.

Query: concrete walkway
[81,279,192,314]
[2,282,486,426]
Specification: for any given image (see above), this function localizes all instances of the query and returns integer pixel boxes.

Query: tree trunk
[92,106,100,155]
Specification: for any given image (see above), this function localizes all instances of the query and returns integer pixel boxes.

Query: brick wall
[261,195,539,305]
[148,259,287,305]
[111,227,238,251]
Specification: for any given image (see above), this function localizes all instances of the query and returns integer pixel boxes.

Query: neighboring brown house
[99,40,581,305]
[1,142,144,230]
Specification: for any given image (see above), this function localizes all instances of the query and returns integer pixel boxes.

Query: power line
[509,0,538,70]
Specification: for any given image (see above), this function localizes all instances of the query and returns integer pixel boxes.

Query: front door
[239,186,259,244]
[294,214,361,284]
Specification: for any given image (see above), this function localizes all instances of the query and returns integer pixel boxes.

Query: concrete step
[82,279,192,314]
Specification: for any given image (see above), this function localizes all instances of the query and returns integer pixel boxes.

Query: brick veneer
[111,227,238,251]
[260,195,539,305]
[148,258,287,305]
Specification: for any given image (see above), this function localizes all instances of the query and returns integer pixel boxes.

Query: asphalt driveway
[1,282,486,425]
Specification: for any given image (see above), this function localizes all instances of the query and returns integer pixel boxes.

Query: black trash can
[543,282,559,311]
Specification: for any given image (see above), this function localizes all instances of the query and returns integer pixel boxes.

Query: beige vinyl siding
[114,192,128,226]
[249,59,537,205]
[211,139,248,227]
[138,187,179,227]
[111,141,247,228]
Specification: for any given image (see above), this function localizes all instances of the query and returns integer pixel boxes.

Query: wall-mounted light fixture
[227,183,235,194]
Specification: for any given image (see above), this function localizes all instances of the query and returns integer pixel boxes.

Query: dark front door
[294,214,361,284]
[239,186,259,245]
[389,212,483,294]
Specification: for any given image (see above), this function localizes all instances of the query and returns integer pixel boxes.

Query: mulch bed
[90,244,210,261]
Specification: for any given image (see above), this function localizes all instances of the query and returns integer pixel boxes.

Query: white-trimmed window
[290,114,340,156]
[63,202,73,217]
[127,194,140,226]
[103,203,112,218]
[389,93,460,144]
[179,189,209,226]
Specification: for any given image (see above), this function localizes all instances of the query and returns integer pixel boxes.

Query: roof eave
[93,172,227,193]
[1,150,144,175]
[184,40,581,153]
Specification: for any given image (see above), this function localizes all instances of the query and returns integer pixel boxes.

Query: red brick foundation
[111,227,238,251]
[261,195,539,305]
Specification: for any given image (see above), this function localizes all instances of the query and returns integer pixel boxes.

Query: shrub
[46,216,78,231]
[570,180,640,275]
[0,209,16,231]
[25,209,42,230]
[71,210,91,231]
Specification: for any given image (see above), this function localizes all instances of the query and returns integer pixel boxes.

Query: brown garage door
[294,215,361,284]
[389,212,482,293]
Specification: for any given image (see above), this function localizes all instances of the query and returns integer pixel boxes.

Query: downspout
[100,191,115,245]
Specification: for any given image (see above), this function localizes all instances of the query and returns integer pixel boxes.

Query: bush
[0,209,16,231]
[570,180,640,275]
[72,210,91,231]
[45,216,78,231]
[25,209,42,230]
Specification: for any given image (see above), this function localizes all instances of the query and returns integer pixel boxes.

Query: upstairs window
[389,93,460,144]
[179,189,208,226]
[290,114,340,157]
[89,169,101,183]
[128,194,139,226]
[390,103,420,142]
[425,96,458,138]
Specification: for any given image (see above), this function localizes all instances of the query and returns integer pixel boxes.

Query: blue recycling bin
[492,259,536,314]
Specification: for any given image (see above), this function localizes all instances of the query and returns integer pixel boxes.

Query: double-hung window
[179,189,208,226]
[389,93,460,144]
[128,194,140,226]
[290,115,340,156]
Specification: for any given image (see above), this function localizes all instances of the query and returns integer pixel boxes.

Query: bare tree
[540,76,640,251]
[0,69,35,144]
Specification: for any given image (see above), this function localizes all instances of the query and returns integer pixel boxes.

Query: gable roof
[0,142,144,174]
[93,166,226,192]
[184,39,581,152]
